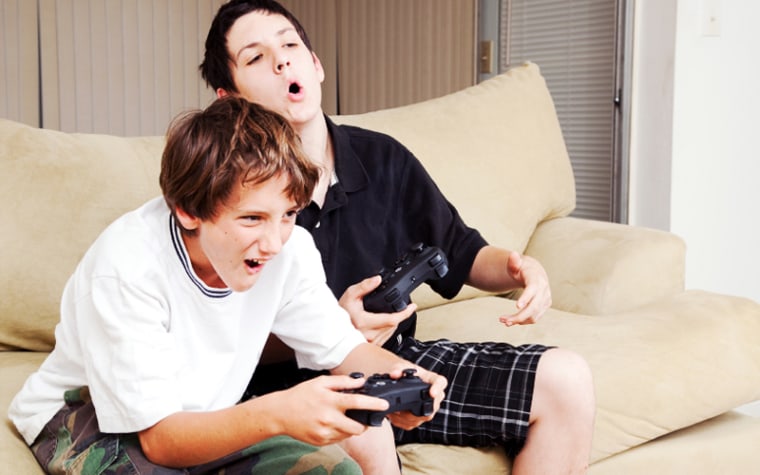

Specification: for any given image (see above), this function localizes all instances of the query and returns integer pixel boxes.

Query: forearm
[138,396,282,468]
[331,342,410,376]
[466,245,518,292]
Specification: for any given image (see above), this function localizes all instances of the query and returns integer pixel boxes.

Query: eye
[242,215,262,224]
[282,209,299,224]
[245,54,262,66]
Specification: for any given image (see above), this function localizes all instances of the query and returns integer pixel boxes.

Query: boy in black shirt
[201,1,595,472]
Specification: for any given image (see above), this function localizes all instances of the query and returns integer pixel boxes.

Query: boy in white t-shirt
[8,96,446,474]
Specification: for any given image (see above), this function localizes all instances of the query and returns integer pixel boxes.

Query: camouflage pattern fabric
[30,387,360,474]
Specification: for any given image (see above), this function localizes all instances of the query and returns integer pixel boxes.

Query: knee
[534,348,595,415]
[304,445,363,475]
[258,438,363,475]
[333,457,363,475]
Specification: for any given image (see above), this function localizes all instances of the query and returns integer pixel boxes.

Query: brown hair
[160,96,317,227]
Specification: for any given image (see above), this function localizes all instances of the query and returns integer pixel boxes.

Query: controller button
[428,254,443,266]
[385,289,400,302]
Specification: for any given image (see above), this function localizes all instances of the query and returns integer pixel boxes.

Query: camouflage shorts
[30,387,361,475]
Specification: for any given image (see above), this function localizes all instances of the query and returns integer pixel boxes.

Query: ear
[216,88,229,98]
[312,52,325,84]
[175,207,201,231]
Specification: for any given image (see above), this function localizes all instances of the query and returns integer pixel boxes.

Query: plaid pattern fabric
[395,338,550,449]
[30,387,360,475]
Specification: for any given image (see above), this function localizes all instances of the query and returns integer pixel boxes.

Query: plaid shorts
[395,337,550,450]
[30,387,360,475]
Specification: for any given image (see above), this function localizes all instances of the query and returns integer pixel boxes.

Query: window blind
[501,0,620,221]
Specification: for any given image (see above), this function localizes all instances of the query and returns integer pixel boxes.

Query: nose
[258,222,284,256]
[275,55,290,73]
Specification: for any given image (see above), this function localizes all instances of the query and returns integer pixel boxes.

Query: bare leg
[339,419,401,475]
[512,348,595,475]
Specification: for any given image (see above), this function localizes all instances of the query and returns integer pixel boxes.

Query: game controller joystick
[363,243,448,313]
[343,369,434,426]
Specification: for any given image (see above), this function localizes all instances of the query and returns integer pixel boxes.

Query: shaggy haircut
[160,96,318,229]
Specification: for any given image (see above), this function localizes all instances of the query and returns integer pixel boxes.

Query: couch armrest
[523,217,686,315]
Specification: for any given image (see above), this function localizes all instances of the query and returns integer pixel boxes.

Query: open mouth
[244,258,263,270]
[288,82,302,94]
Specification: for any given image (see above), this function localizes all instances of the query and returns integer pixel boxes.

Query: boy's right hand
[338,275,417,346]
[268,374,390,446]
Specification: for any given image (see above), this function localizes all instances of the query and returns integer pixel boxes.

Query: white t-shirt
[9,197,365,445]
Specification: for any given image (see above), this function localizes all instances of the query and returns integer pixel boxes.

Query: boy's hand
[338,275,417,346]
[272,374,390,446]
[499,252,552,327]
[385,366,447,430]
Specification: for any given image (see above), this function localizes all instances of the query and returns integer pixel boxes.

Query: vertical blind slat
[0,0,39,126]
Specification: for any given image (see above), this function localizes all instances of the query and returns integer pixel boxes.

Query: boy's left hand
[499,251,552,327]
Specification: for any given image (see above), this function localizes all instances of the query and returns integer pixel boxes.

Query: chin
[230,276,260,293]
[287,105,320,126]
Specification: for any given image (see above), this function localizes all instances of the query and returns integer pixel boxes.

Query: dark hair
[200,0,313,93]
[160,96,318,228]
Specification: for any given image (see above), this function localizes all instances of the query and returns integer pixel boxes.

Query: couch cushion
[414,290,760,463]
[0,119,164,350]
[525,217,687,314]
[334,62,576,309]
[0,352,48,473]
[397,412,760,475]
[586,411,760,474]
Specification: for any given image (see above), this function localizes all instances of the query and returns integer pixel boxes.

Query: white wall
[629,0,760,304]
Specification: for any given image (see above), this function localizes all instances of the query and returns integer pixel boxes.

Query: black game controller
[343,369,434,426]
[363,243,449,313]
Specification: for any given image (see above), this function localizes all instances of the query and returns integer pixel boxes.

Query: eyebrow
[234,27,297,62]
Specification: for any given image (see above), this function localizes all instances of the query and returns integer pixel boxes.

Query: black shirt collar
[325,116,368,194]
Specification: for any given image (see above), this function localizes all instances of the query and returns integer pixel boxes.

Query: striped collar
[169,214,232,298]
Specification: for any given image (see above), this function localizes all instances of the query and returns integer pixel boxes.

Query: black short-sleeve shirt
[296,117,488,348]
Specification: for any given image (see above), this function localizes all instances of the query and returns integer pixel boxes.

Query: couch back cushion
[0,120,165,350]
[334,62,575,308]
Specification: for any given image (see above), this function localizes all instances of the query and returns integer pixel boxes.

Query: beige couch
[2,62,760,474]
